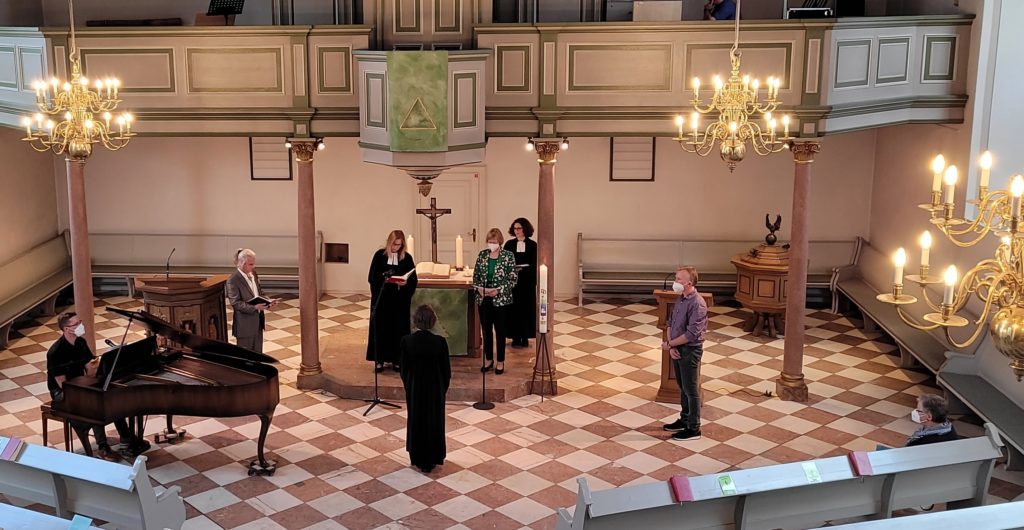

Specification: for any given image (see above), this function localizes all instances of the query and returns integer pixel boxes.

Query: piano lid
[106,307,278,365]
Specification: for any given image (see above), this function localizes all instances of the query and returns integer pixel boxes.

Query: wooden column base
[775,372,809,402]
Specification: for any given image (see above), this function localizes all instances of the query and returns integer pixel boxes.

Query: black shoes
[495,363,505,375]
[671,428,702,441]
[375,363,384,373]
[416,464,435,473]
[663,419,687,432]
[392,364,401,373]
[481,362,494,373]
[510,338,530,347]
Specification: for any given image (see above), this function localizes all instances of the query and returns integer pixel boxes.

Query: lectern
[654,290,712,405]
[134,275,229,342]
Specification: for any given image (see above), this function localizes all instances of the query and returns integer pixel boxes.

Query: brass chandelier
[878,152,1024,380]
[20,0,134,159]
[673,0,792,171]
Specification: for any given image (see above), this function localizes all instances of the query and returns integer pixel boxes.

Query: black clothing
[366,249,418,364]
[479,299,508,363]
[46,336,93,400]
[905,425,960,447]
[503,237,537,343]
[400,330,451,471]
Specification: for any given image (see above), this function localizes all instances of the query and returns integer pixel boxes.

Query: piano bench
[40,402,73,453]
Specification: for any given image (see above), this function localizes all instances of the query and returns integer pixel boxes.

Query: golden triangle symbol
[399,97,438,131]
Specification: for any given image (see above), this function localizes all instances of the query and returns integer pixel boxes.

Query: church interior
[2,0,1024,528]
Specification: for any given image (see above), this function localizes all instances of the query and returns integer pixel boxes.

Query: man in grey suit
[226,248,276,353]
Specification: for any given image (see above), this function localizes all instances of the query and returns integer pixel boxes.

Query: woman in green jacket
[472,228,518,374]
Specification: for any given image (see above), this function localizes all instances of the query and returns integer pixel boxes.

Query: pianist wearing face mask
[46,312,143,461]
[472,228,518,374]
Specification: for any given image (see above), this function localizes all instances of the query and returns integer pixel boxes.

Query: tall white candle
[1012,175,1024,221]
[407,235,415,260]
[893,248,906,286]
[943,165,958,204]
[919,231,931,268]
[979,151,992,189]
[943,265,957,305]
[455,235,463,268]
[539,264,548,334]
[931,155,945,192]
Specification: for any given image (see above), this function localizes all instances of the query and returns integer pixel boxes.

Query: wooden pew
[556,424,1003,530]
[577,232,858,306]
[0,436,186,530]
[826,501,1024,529]
[832,237,967,373]
[0,232,72,349]
[0,502,104,530]
[940,332,1024,471]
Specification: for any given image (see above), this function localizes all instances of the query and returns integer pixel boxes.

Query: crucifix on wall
[416,197,452,263]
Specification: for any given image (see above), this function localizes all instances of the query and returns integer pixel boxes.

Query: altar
[414,269,481,357]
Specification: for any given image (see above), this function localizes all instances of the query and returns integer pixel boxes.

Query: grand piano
[53,307,280,475]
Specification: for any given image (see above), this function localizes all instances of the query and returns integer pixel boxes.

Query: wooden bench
[940,331,1024,472]
[826,501,1024,529]
[0,436,185,530]
[90,231,323,296]
[0,232,73,349]
[576,232,859,306]
[556,424,1004,529]
[0,502,104,530]
[833,237,967,374]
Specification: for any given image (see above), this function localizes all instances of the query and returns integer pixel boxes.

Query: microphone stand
[363,272,402,416]
[473,293,494,410]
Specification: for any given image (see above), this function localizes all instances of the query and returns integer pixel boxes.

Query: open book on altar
[416,262,452,278]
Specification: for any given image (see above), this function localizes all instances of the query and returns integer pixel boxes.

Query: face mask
[672,281,685,294]
[487,243,499,252]
[73,323,86,337]
[911,409,923,423]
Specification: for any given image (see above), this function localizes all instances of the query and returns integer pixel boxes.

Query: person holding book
[366,230,418,372]
[226,248,277,354]
[400,305,452,473]
[504,217,537,348]
[47,312,143,461]
[473,228,518,374]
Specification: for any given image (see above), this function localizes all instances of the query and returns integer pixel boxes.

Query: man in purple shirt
[662,266,709,440]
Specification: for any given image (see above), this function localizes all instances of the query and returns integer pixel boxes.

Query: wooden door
[414,167,483,266]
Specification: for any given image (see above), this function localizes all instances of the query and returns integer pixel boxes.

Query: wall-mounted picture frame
[249,137,293,181]
[609,137,656,181]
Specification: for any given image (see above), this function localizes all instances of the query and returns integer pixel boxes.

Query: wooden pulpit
[134,275,229,342]
[654,290,713,405]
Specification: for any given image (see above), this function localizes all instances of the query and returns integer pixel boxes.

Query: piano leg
[154,414,187,444]
[71,423,94,458]
[248,414,277,477]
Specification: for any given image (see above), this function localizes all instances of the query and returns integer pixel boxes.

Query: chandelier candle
[893,248,906,287]
[919,231,932,277]
[979,151,992,194]
[943,266,957,306]
[931,155,946,206]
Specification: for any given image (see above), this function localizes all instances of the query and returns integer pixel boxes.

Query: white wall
[40,0,275,26]
[0,128,60,264]
[71,131,877,297]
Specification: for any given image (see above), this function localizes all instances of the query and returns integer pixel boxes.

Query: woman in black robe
[366,229,418,372]
[400,305,451,473]
[503,218,538,347]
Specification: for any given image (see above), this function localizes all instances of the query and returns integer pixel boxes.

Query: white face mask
[487,243,500,252]
[911,409,923,423]
[672,281,685,294]
[73,323,86,338]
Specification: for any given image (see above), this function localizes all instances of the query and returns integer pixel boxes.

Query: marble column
[777,140,822,402]
[66,157,96,351]
[532,139,562,396]
[292,140,323,389]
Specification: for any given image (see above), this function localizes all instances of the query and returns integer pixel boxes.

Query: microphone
[663,272,674,290]
[165,247,176,280]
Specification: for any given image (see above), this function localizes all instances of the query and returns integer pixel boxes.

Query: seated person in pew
[906,393,960,446]
[47,312,148,461]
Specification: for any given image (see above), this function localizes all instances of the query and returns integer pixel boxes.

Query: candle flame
[944,265,958,287]
[931,154,946,174]
[980,151,992,170]
[893,248,907,267]
[920,231,932,249]
[944,165,958,186]
[1012,175,1024,197]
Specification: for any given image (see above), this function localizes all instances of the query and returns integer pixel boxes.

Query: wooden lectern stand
[134,275,230,342]
[654,290,713,405]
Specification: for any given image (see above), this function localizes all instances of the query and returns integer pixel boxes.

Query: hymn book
[247,295,275,306]
[415,262,452,278]
[387,268,416,283]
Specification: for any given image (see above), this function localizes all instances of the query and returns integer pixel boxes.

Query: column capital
[531,139,566,165]
[788,140,822,163]
[288,138,325,163]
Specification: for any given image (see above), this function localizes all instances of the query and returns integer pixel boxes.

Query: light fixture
[526,139,535,151]
[878,151,1024,381]
[673,0,792,172]
[560,139,569,151]
[20,0,134,159]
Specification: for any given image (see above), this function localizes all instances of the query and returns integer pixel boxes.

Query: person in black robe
[366,230,418,372]
[504,217,538,347]
[400,305,451,473]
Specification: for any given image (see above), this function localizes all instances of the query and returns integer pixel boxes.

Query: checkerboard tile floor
[2,294,1022,529]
